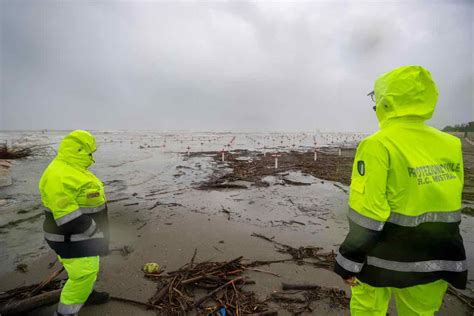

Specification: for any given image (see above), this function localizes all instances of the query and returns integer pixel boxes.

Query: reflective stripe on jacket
[39,130,110,258]
[334,66,467,289]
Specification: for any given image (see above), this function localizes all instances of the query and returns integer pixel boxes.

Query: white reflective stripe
[55,209,83,226]
[80,204,106,214]
[348,208,385,231]
[57,302,83,314]
[48,204,106,226]
[336,252,364,273]
[348,209,462,231]
[388,211,461,227]
[81,219,97,237]
[70,231,104,242]
[367,257,467,273]
[44,232,65,242]
[45,204,106,214]
[44,228,104,243]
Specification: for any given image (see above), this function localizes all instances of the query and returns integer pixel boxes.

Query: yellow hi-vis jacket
[39,130,109,258]
[334,66,467,289]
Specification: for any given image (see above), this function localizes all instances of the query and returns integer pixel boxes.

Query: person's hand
[344,277,359,287]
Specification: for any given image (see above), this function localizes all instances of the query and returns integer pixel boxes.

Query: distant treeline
[442,121,474,132]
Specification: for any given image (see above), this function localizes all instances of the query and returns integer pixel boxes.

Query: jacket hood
[56,130,96,169]
[373,65,438,127]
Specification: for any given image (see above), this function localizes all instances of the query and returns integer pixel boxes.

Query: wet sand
[0,131,472,315]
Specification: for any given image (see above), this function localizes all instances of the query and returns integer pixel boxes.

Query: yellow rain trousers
[57,256,100,315]
[351,279,448,316]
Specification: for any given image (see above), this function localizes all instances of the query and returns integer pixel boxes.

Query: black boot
[85,290,110,305]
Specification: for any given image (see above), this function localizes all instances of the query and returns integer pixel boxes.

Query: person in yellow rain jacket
[39,130,110,316]
[334,65,467,315]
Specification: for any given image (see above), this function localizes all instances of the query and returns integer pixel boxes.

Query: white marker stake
[338,148,342,156]
[314,151,318,161]
[222,151,225,162]
[272,153,281,169]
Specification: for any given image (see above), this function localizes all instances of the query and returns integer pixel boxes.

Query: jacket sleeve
[52,178,97,236]
[334,137,391,279]
[60,213,97,235]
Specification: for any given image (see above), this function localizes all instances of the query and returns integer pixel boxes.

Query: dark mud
[195,149,354,190]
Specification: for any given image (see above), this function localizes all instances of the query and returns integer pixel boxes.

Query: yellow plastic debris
[143,262,160,274]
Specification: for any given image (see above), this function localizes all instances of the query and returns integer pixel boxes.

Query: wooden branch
[0,289,61,315]
[28,267,65,297]
[447,286,474,309]
[244,267,280,277]
[149,284,171,305]
[194,277,244,307]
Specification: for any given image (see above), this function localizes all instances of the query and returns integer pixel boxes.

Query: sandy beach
[0,131,473,315]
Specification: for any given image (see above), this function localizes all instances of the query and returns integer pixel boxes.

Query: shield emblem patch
[357,161,365,176]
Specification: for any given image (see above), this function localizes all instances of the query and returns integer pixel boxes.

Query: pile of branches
[144,245,343,315]
[0,142,52,159]
[145,250,268,315]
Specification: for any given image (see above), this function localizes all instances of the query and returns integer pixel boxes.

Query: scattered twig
[244,267,280,277]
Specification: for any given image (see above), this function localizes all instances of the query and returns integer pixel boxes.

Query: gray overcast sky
[0,0,472,132]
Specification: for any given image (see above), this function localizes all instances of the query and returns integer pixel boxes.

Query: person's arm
[52,181,97,236]
[334,137,391,280]
[60,213,97,236]
[458,139,464,195]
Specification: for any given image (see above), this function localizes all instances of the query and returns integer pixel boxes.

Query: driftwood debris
[0,141,55,160]
[29,267,65,297]
[0,267,158,315]
[148,201,183,210]
[0,267,65,314]
[0,143,36,159]
[193,276,244,307]
[0,289,61,315]
[145,252,268,314]
[447,286,474,311]
[0,248,348,315]
[196,149,354,190]
[267,283,350,314]
[251,233,336,267]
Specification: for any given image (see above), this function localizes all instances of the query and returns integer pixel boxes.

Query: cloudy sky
[0,0,472,132]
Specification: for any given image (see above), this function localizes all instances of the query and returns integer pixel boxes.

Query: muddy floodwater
[0,130,473,315]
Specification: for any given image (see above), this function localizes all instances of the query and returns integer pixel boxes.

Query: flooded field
[0,130,473,315]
